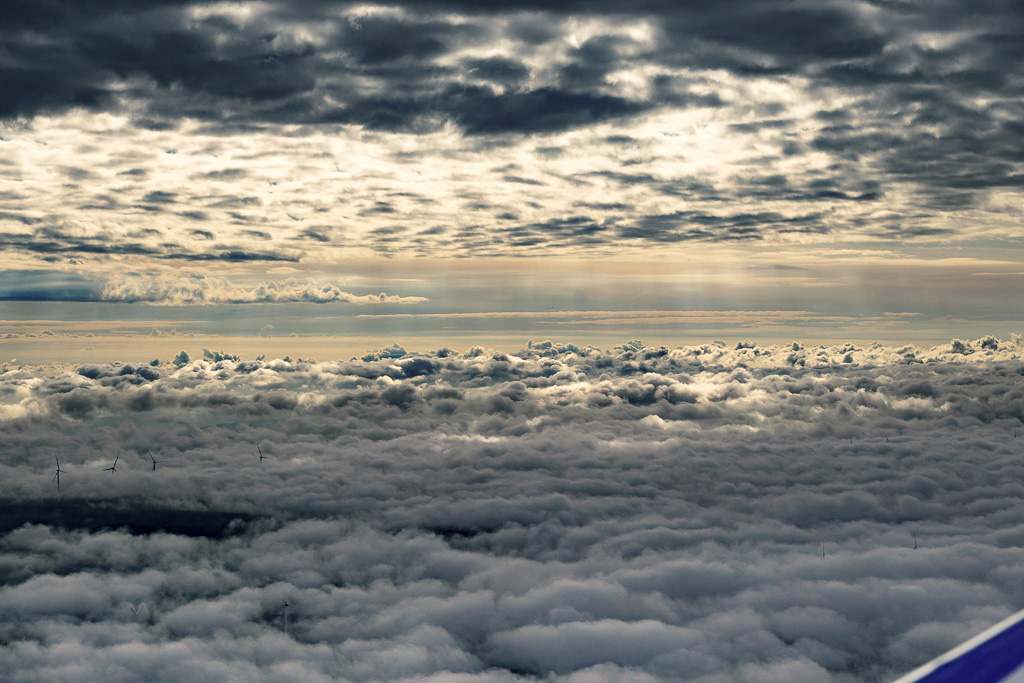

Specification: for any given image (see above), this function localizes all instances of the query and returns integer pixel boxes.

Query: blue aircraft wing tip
[893,608,1024,683]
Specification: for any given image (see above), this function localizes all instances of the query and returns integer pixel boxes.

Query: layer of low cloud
[100,274,429,305]
[2,336,1024,681]
[0,270,428,306]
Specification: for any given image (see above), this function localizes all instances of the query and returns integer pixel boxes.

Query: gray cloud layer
[2,0,1023,259]
[99,274,430,305]
[0,270,428,306]
[2,336,1024,681]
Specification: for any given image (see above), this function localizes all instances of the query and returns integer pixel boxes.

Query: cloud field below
[2,337,1024,681]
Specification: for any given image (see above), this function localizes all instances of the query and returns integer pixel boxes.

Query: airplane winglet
[892,608,1024,683]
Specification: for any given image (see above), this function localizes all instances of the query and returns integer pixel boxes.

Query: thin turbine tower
[282,599,290,635]
[53,455,68,490]
[103,453,120,473]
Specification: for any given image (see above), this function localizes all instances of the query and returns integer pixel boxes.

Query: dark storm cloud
[0,2,940,115]
[197,168,250,181]
[297,226,334,242]
[335,12,462,65]
[313,85,651,134]
[617,210,830,243]
[496,215,613,249]
[0,271,427,305]
[7,0,1008,135]
[2,336,1024,680]
[141,191,178,204]
[210,196,264,210]
[2,0,661,134]
[455,87,648,135]
[0,228,299,262]
[661,4,888,67]
[3,0,1021,252]
[463,56,531,85]
[0,211,44,227]
[0,270,99,302]
[0,63,109,119]
[0,230,162,258]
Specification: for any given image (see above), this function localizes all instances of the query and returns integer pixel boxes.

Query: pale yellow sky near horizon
[3,0,1024,369]
[3,246,1024,364]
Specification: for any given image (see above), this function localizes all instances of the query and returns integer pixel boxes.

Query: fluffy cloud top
[1,336,1024,681]
[100,274,429,305]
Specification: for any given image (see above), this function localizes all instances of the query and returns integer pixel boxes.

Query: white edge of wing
[891,608,1024,683]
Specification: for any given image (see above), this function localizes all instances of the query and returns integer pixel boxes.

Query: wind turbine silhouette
[52,455,68,490]
[149,452,161,471]
[129,603,143,617]
[103,453,120,473]
[257,443,267,464]
[281,599,290,635]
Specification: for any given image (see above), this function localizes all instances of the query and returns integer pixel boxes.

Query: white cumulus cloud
[100,274,429,306]
[0,336,1023,681]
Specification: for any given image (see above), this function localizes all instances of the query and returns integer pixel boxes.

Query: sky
[4,3,1024,682]
[2,0,1024,361]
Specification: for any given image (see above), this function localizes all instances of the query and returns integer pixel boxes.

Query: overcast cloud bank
[3,0,1024,263]
[2,336,1024,681]
[100,274,430,306]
